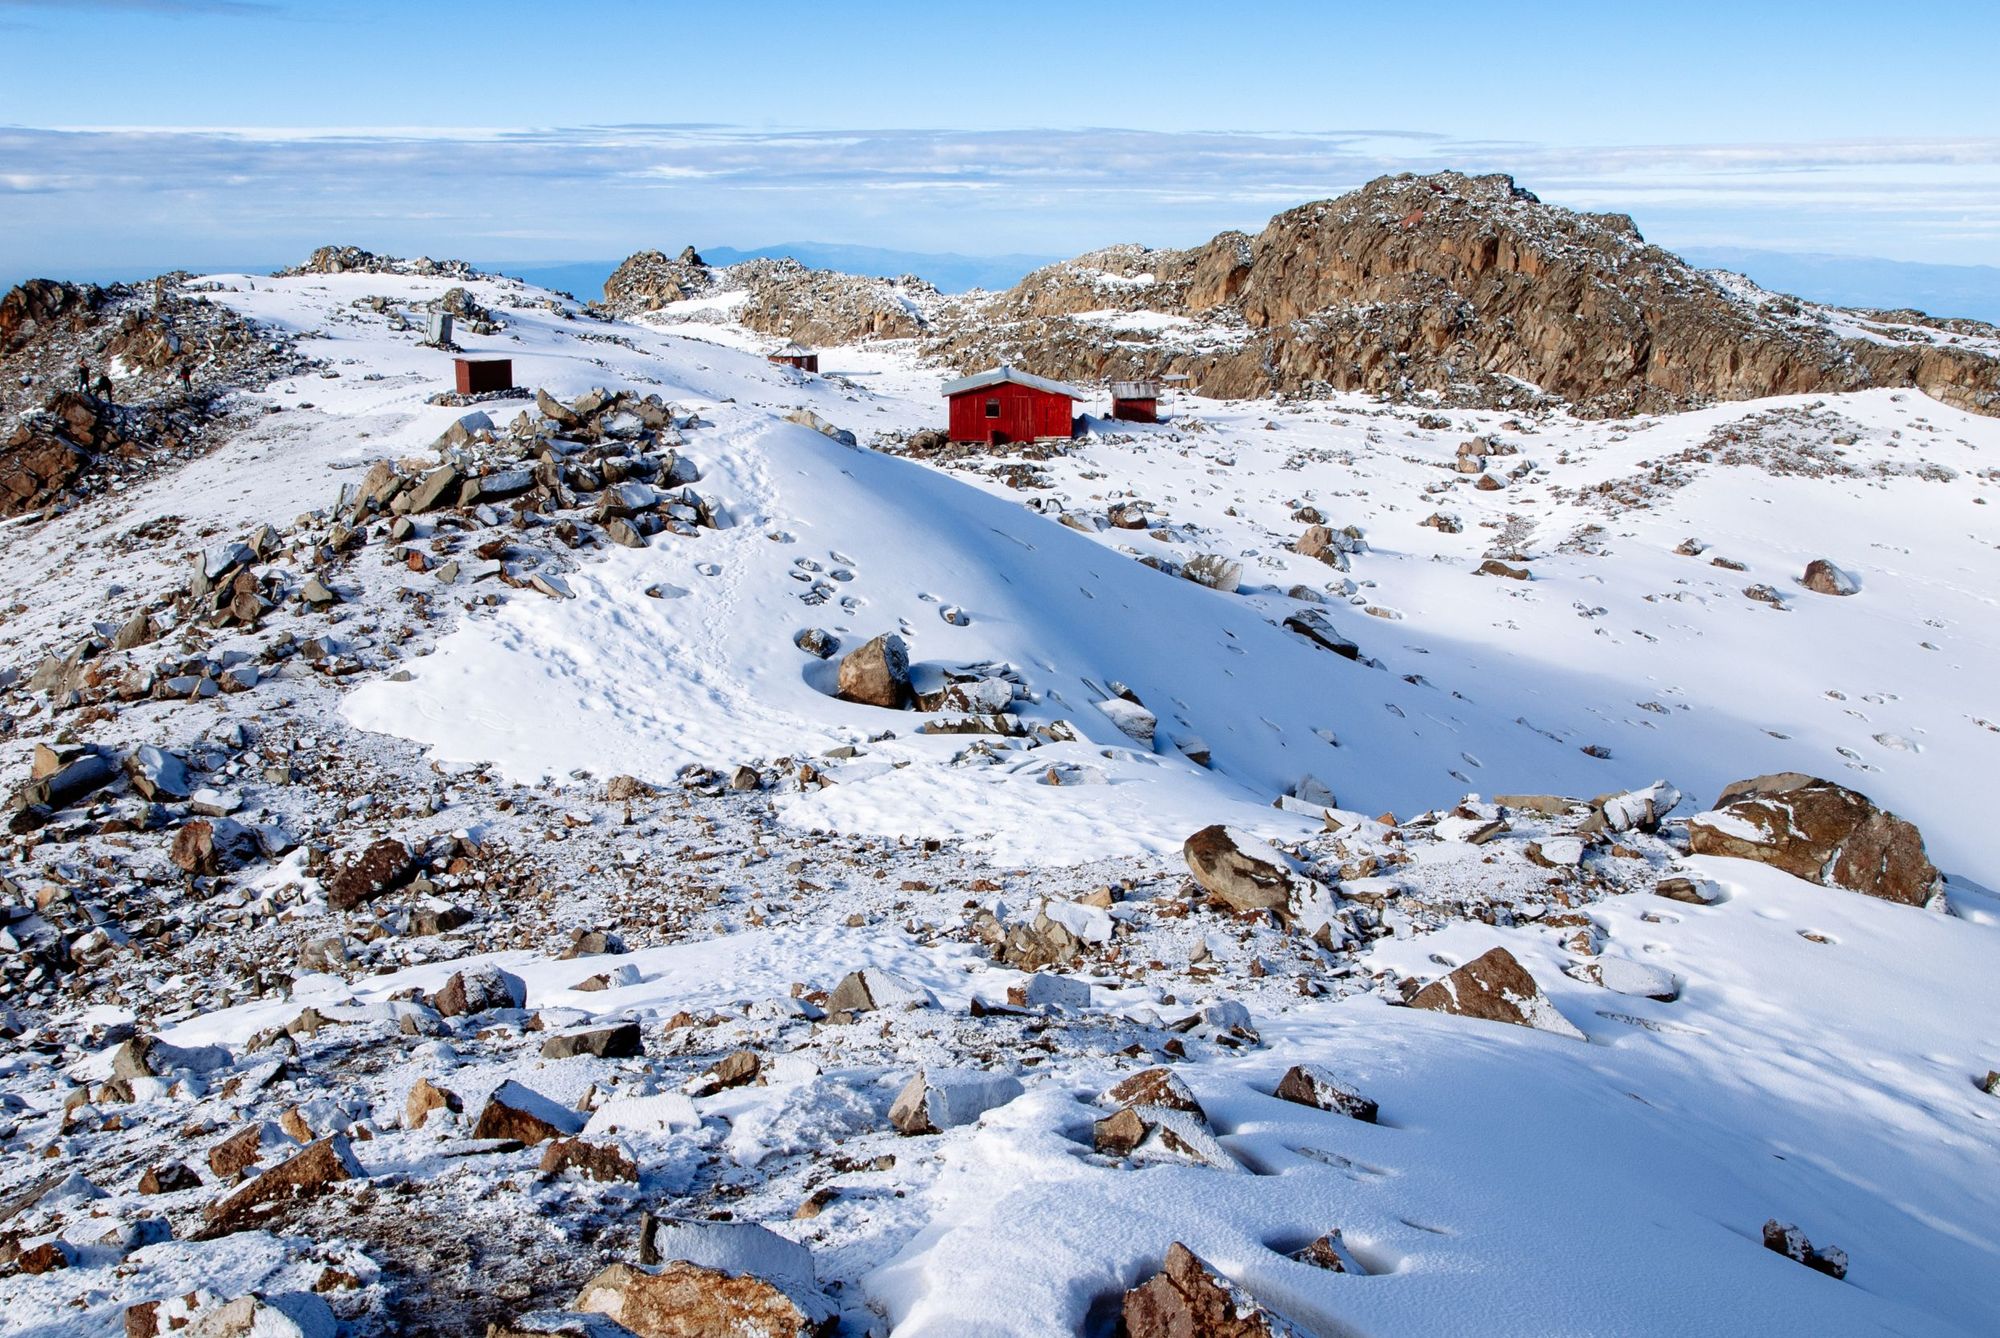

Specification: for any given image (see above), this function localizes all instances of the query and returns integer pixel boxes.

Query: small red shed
[768,340,820,373]
[1109,379,1160,423]
[453,357,514,395]
[943,365,1082,446]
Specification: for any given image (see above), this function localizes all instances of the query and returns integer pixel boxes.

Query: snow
[873,857,2000,1336]
[5,261,1999,1336]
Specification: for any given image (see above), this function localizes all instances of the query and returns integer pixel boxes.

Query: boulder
[1293,524,1345,567]
[201,1136,363,1236]
[408,464,463,512]
[539,1138,639,1183]
[1407,946,1583,1039]
[835,633,911,709]
[1762,1219,1848,1280]
[825,967,934,1018]
[433,963,527,1017]
[888,1068,1024,1135]
[138,1163,201,1194]
[1800,559,1858,596]
[1599,780,1680,833]
[689,1049,760,1097]
[473,1080,587,1144]
[1273,1064,1378,1122]
[1686,774,1941,906]
[325,837,415,911]
[126,745,192,801]
[579,1219,836,1337]
[1476,559,1530,580]
[1281,608,1359,659]
[1097,697,1157,747]
[540,1023,644,1060]
[1102,1068,1205,1119]
[1654,875,1722,905]
[1183,824,1291,915]
[1180,553,1244,592]
[404,1078,461,1129]
[1120,1243,1305,1338]
[152,1293,337,1338]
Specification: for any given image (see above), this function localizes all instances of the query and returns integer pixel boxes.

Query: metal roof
[940,364,1085,400]
[770,340,815,356]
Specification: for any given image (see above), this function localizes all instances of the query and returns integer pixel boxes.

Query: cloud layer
[4,122,1998,277]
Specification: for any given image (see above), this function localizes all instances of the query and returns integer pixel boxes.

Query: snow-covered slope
[1,262,1996,1337]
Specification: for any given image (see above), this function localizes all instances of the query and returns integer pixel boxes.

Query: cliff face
[915,172,2000,417]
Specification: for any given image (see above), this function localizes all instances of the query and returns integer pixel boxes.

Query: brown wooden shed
[454,357,514,395]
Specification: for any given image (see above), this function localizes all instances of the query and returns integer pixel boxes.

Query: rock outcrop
[913,172,2000,418]
[1686,774,1941,905]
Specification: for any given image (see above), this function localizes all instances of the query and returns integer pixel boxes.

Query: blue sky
[2,0,1997,281]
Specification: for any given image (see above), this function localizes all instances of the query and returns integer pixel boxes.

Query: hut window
[984,398,1001,418]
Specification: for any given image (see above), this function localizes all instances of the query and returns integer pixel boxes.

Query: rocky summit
[0,222,1996,1338]
[652,172,2000,420]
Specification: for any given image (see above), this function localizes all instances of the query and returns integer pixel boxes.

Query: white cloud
[2,123,1997,272]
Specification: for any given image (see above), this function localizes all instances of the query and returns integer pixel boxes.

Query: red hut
[943,365,1081,446]
[768,340,819,373]
[453,357,514,395]
[1109,379,1160,423]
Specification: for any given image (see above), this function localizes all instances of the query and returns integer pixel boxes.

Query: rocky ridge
[620,172,2000,419]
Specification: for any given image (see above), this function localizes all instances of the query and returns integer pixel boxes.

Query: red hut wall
[1111,396,1159,423]
[948,383,1072,444]
[454,358,513,395]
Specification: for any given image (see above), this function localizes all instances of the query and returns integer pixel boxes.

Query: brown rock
[138,1163,200,1194]
[540,1138,639,1183]
[1762,1219,1849,1280]
[1183,825,1294,917]
[1407,946,1583,1038]
[326,837,415,911]
[1293,1231,1352,1273]
[404,1078,462,1130]
[201,1136,362,1236]
[1120,1242,1303,1338]
[691,1048,760,1095]
[835,633,911,710]
[1800,559,1857,596]
[208,1123,264,1178]
[1293,524,1343,565]
[16,1240,71,1274]
[170,821,218,874]
[472,1080,586,1144]
[1093,1106,1150,1156]
[541,1022,645,1060]
[433,963,526,1018]
[1476,559,1530,580]
[1686,774,1941,906]
[1273,1064,1378,1122]
[573,1255,835,1338]
[1103,1068,1205,1119]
